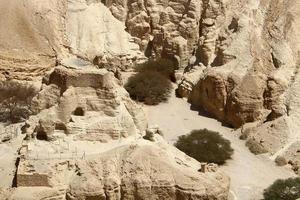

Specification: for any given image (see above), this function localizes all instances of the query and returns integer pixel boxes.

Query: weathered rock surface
[67,142,229,200]
[1,0,300,197]
[66,0,145,70]
[0,0,145,80]
[175,0,300,168]
[104,0,203,68]
[23,66,147,142]
[0,0,67,80]
[179,0,300,127]
[14,136,229,200]
[0,66,229,199]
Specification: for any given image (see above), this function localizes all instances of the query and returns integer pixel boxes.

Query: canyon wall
[1,0,300,197]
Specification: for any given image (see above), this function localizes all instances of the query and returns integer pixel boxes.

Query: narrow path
[145,90,295,200]
[0,134,24,188]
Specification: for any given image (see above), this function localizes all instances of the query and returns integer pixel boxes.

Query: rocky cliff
[0,0,300,198]
[2,66,229,200]
[176,0,300,169]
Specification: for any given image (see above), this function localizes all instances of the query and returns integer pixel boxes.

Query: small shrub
[0,80,37,123]
[245,138,268,155]
[125,71,172,105]
[135,58,176,82]
[263,178,300,200]
[174,129,234,165]
[0,80,36,101]
[275,156,288,166]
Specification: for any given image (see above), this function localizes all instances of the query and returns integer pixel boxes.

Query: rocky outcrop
[0,0,67,80]
[0,0,145,80]
[67,142,229,200]
[176,0,300,167]
[66,0,145,70]
[277,141,300,174]
[15,135,229,200]
[105,0,224,68]
[23,66,147,142]
[176,0,298,125]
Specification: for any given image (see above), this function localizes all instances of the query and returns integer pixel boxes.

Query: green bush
[174,129,234,165]
[135,58,176,82]
[0,80,37,123]
[125,71,172,105]
[263,178,300,200]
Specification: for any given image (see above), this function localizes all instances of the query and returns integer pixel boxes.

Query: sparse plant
[275,156,287,166]
[174,129,234,165]
[0,80,37,123]
[263,178,300,200]
[245,138,268,155]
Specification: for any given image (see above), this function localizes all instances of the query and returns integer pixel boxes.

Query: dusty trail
[145,89,295,200]
[0,130,24,188]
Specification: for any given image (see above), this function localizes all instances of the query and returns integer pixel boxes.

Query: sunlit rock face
[0,0,232,198]
[176,0,300,167]
[1,0,300,197]
[0,0,67,80]
[0,0,144,80]
[66,141,229,200]
[176,0,300,128]
[9,64,229,199]
[24,66,147,142]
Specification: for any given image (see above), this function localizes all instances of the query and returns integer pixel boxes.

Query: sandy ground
[0,133,24,188]
[145,89,296,200]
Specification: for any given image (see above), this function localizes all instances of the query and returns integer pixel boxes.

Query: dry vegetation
[0,80,37,123]
[125,59,175,105]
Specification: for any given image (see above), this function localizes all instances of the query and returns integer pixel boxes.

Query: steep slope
[0,0,66,79]
[0,0,144,80]
[66,0,143,70]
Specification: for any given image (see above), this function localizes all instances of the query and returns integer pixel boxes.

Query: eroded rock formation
[176,0,300,171]
[66,140,229,200]
[0,65,229,199]
[11,135,229,200]
[1,0,300,197]
[23,66,147,142]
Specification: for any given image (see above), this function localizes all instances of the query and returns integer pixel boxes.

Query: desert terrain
[0,0,300,199]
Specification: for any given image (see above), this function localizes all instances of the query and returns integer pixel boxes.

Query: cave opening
[73,107,85,116]
[36,130,47,141]
[55,122,67,131]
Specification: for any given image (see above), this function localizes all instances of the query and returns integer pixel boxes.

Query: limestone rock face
[104,0,230,69]
[0,0,145,80]
[25,66,147,142]
[278,141,300,174]
[0,0,67,80]
[67,142,229,200]
[176,0,300,125]
[14,136,229,200]
[66,0,144,70]
[176,0,300,166]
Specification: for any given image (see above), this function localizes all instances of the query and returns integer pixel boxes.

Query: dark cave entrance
[73,107,85,116]
[36,130,48,141]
